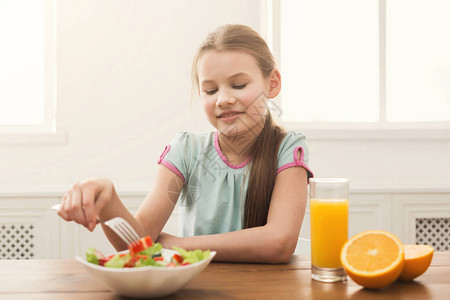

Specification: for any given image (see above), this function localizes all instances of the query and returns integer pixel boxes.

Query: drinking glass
[310,178,349,282]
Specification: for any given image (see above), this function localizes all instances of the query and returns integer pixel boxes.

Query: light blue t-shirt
[157,131,313,237]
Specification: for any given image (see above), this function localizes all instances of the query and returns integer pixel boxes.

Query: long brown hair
[192,24,286,228]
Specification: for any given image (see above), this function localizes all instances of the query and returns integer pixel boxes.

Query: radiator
[416,218,450,251]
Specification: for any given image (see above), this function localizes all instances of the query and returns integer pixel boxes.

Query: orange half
[398,244,434,281]
[340,230,404,289]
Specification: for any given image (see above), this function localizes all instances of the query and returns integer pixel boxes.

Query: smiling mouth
[218,112,243,118]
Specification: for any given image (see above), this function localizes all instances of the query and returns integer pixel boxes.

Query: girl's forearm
[99,188,148,252]
[159,225,298,264]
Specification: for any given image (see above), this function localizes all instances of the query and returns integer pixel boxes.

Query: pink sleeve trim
[157,145,186,183]
[277,146,314,183]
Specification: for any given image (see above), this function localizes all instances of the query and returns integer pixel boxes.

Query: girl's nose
[216,90,236,107]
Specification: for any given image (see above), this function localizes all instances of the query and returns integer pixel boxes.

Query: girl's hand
[57,178,115,232]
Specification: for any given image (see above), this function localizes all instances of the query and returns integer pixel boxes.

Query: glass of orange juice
[310,178,349,282]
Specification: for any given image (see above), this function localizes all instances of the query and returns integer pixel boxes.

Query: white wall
[306,138,450,189]
[1,0,449,192]
[0,1,449,258]
[0,0,262,191]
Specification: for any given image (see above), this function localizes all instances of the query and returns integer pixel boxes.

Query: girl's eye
[205,89,217,95]
[233,84,247,89]
[203,84,246,95]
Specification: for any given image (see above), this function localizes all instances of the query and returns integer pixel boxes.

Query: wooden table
[0,252,449,299]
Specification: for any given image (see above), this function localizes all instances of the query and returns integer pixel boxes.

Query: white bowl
[75,248,216,298]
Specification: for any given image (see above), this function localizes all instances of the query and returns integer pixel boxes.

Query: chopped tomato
[124,256,140,268]
[101,254,115,264]
[128,236,153,256]
[153,256,164,261]
[171,254,183,264]
[98,259,107,266]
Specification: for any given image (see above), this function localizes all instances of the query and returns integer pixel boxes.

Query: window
[276,0,450,126]
[0,0,56,134]
[387,0,450,122]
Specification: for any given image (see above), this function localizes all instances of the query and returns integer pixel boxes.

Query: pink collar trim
[214,131,251,169]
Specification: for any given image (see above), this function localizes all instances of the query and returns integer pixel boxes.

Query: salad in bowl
[76,236,216,298]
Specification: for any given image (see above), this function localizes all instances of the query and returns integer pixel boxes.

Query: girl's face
[197,51,272,137]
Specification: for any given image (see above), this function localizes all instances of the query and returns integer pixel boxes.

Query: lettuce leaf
[104,254,129,268]
[139,242,162,257]
[172,246,211,264]
[86,248,100,264]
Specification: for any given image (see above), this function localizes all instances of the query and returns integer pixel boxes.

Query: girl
[57,24,313,263]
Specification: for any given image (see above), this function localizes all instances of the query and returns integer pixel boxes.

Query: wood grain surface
[0,252,449,299]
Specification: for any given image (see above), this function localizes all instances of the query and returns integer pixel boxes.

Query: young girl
[57,24,313,263]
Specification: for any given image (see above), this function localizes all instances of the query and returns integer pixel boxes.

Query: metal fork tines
[104,217,141,246]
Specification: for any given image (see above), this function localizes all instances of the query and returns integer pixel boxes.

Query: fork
[51,204,141,246]
[104,217,141,246]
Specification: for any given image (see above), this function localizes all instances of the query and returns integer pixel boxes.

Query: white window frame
[263,0,450,140]
[0,0,65,144]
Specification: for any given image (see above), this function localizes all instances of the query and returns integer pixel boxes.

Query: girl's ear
[268,69,281,99]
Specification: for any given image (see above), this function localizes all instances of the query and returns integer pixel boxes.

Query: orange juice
[310,199,349,268]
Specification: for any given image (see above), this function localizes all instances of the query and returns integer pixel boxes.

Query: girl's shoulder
[280,131,307,147]
[277,131,310,160]
[170,131,216,151]
[276,131,313,177]
[172,130,214,142]
[161,131,217,175]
